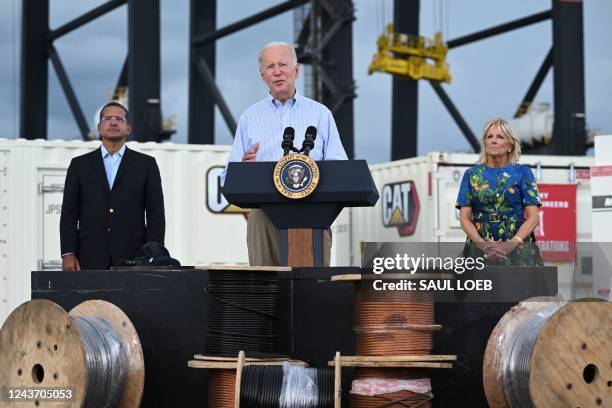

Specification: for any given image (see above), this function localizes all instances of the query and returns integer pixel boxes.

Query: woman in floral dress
[456,118,543,265]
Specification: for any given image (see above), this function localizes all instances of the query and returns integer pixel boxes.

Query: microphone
[281,127,295,156]
[302,126,317,156]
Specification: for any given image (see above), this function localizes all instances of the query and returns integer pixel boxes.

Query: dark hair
[99,101,129,123]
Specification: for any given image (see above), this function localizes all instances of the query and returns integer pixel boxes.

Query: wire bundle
[350,390,432,408]
[73,316,128,408]
[503,306,558,407]
[483,300,612,407]
[351,282,436,407]
[354,282,435,355]
[208,369,237,408]
[240,365,284,407]
[350,368,433,408]
[206,271,280,356]
[353,367,428,380]
[239,365,334,408]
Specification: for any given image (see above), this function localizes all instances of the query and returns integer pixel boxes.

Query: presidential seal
[273,154,320,199]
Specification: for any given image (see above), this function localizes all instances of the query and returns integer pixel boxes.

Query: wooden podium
[223,160,379,266]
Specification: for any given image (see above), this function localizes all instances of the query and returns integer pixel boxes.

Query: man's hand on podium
[242,143,259,162]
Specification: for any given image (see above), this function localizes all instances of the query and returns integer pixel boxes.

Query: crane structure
[368,24,451,84]
[19,0,586,159]
[388,0,586,158]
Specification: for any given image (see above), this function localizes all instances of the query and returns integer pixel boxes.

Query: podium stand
[223,160,379,266]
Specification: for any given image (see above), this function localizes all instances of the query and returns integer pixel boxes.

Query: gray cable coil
[503,303,562,408]
[73,316,128,408]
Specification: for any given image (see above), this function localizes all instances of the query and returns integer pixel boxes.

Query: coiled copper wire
[208,369,236,408]
[351,282,435,407]
[350,390,432,408]
[354,282,437,355]
[353,368,428,380]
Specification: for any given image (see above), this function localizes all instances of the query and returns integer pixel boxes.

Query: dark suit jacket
[60,146,165,269]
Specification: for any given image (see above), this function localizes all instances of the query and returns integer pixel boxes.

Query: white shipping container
[331,152,594,299]
[591,135,612,300]
[0,142,599,323]
[0,139,248,324]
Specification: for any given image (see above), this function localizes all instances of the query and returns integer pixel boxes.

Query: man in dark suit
[60,102,165,270]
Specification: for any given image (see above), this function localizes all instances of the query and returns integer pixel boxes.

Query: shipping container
[331,152,594,299]
[0,142,600,324]
[0,139,248,324]
[591,135,612,300]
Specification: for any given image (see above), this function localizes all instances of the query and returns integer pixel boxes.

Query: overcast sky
[1,0,610,163]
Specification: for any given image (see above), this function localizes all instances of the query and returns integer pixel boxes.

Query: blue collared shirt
[100,144,126,189]
[223,92,348,183]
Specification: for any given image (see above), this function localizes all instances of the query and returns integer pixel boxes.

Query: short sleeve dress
[455,163,543,265]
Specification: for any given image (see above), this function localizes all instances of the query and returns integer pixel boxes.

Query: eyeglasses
[101,115,127,123]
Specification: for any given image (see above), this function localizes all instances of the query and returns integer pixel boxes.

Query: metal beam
[188,0,216,144]
[391,0,419,160]
[551,0,586,155]
[320,0,355,159]
[306,2,321,99]
[430,82,480,152]
[192,0,308,47]
[113,55,129,100]
[49,0,127,40]
[514,48,553,118]
[448,10,552,49]
[128,0,161,142]
[295,11,311,55]
[49,46,91,140]
[20,0,49,140]
[195,57,237,135]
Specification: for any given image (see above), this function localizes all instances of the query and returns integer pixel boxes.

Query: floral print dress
[455,163,543,266]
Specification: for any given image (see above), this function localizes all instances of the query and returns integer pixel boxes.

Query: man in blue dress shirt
[225,42,348,266]
[60,102,165,270]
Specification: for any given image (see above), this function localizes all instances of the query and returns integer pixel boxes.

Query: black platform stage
[31,266,556,407]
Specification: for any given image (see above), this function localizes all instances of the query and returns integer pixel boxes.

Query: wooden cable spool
[188,352,310,408]
[0,299,144,408]
[483,298,612,408]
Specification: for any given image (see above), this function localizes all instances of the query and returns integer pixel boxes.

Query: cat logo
[592,195,612,212]
[206,166,248,214]
[381,181,420,236]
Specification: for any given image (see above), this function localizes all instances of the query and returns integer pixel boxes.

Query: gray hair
[258,42,298,70]
[478,117,522,164]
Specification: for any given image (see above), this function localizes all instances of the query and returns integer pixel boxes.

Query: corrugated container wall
[591,135,612,300]
[0,139,248,324]
[331,152,594,299]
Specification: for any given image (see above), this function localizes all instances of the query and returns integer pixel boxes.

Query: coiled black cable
[239,365,334,408]
[206,271,280,356]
